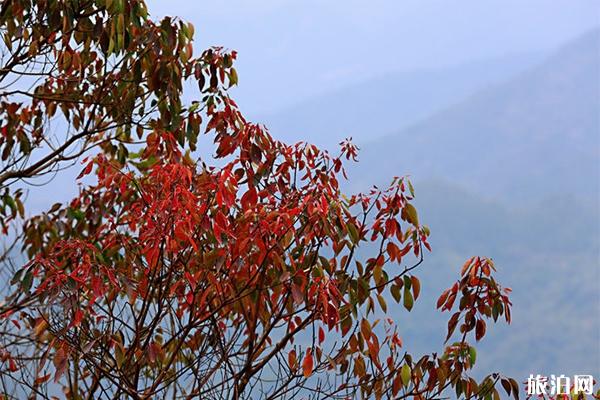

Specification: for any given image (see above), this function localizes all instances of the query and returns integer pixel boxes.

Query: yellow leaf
[401,364,411,387]
[404,203,419,226]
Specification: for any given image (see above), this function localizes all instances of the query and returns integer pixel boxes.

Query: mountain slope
[346,30,600,380]
[355,29,600,202]
[255,52,544,149]
[398,179,599,380]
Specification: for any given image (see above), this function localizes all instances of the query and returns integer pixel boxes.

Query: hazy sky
[147,0,599,114]
[20,1,600,212]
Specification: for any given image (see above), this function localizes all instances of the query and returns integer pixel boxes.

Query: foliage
[0,1,531,399]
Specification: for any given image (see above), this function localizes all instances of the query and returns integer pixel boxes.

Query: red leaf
[241,188,258,209]
[446,312,460,341]
[73,309,84,327]
[392,373,402,395]
[461,257,474,276]
[423,240,432,251]
[437,290,449,309]
[34,374,51,385]
[291,284,303,305]
[475,319,486,341]
[302,348,313,378]
[186,291,194,306]
[53,347,68,383]
[8,358,17,372]
[77,161,93,179]
[91,275,102,297]
[318,326,325,344]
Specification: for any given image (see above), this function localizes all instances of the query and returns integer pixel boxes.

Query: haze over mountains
[356,29,599,203]
[263,29,600,380]
[261,28,599,202]
[256,52,544,148]
[149,0,600,117]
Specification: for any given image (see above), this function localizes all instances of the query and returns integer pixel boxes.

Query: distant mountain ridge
[256,52,544,149]
[348,29,600,380]
[355,29,600,202]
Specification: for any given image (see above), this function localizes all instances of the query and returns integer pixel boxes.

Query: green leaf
[455,379,463,398]
[21,270,33,292]
[4,196,16,214]
[403,286,414,311]
[347,222,359,244]
[229,68,238,87]
[469,346,477,366]
[400,364,411,387]
[373,264,383,285]
[67,208,84,221]
[376,294,387,313]
[390,284,401,303]
[10,268,24,285]
[404,203,419,226]
[107,36,115,54]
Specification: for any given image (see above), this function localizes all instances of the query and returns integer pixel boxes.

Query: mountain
[391,179,600,380]
[254,52,544,149]
[345,29,600,380]
[354,29,600,202]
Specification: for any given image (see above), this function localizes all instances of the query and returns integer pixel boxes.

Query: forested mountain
[355,29,599,202]
[347,29,600,379]
[263,29,600,379]
[396,180,599,379]
[257,53,543,149]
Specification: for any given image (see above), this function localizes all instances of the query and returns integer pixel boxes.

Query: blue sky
[147,0,598,114]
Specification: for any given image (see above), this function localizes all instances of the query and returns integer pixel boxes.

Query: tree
[0,1,519,399]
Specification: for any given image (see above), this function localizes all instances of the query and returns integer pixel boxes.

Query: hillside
[355,29,600,202]
[400,179,599,379]
[256,53,543,149]
[347,29,600,379]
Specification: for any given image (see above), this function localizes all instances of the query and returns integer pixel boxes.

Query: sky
[146,0,599,115]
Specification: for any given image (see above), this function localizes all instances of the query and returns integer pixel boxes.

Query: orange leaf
[411,276,420,300]
[461,257,474,276]
[437,290,449,309]
[302,348,313,378]
[288,349,297,369]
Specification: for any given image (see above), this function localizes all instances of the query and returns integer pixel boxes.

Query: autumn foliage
[0,1,529,399]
